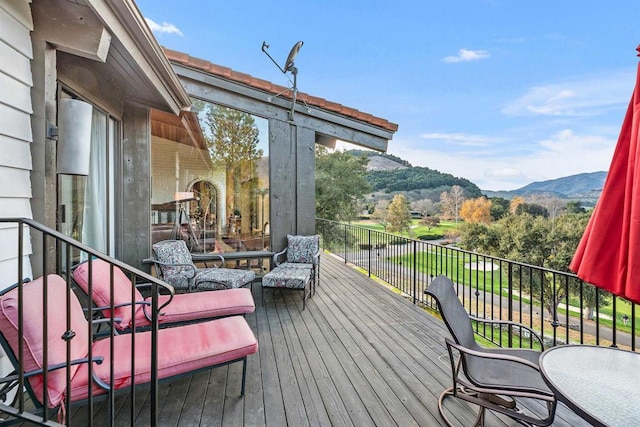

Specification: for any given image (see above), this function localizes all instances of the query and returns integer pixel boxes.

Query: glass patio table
[539,345,640,427]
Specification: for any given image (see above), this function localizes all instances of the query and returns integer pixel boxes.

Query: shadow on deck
[68,253,588,426]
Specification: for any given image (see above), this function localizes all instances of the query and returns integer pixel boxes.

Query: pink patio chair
[72,259,255,333]
[149,240,255,292]
[0,274,258,419]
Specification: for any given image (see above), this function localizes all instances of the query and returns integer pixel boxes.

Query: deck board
[65,252,589,426]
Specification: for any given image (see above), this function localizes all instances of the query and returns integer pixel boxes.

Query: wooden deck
[69,253,588,426]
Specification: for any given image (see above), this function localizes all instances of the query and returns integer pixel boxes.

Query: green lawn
[352,219,460,240]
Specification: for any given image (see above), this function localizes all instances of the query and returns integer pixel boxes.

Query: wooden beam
[179,73,390,152]
[31,1,111,62]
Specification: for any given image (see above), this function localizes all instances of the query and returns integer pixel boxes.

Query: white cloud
[390,129,615,191]
[420,132,497,147]
[484,168,522,179]
[442,49,490,63]
[145,18,183,36]
[503,70,633,117]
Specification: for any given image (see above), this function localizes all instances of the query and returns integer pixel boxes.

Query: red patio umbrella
[570,48,640,304]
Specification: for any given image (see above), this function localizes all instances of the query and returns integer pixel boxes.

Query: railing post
[368,229,372,278]
[412,240,417,305]
[507,261,513,348]
[344,224,348,264]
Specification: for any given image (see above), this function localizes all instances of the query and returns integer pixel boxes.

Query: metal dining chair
[425,275,557,426]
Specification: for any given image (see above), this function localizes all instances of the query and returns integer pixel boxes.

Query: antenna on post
[262,41,304,121]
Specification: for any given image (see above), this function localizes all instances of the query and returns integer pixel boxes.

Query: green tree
[515,202,549,218]
[470,211,598,321]
[315,147,371,222]
[489,197,510,220]
[204,105,263,214]
[565,200,586,214]
[387,194,412,234]
[459,222,500,254]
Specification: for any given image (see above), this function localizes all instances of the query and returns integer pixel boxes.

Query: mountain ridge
[347,150,606,203]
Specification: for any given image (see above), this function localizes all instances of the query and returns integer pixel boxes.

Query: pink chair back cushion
[73,260,144,331]
[0,275,89,408]
[133,288,254,328]
[69,316,258,401]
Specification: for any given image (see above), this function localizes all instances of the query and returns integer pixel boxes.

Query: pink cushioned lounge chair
[72,259,255,333]
[0,274,258,417]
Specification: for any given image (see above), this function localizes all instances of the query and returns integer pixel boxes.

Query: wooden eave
[35,0,191,114]
[150,109,207,150]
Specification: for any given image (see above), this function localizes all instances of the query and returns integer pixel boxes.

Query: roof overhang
[166,52,397,152]
[32,0,191,114]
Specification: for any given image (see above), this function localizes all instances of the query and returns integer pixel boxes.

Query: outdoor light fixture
[56,98,93,175]
[262,40,305,121]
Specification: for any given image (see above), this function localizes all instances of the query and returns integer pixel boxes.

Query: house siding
[0,0,34,287]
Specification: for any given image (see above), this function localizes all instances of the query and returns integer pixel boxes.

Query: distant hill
[482,172,607,202]
[344,150,605,205]
[346,150,483,201]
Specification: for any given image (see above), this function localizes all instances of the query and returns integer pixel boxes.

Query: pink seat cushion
[74,260,255,330]
[136,288,255,328]
[73,260,144,331]
[0,275,89,408]
[69,316,258,401]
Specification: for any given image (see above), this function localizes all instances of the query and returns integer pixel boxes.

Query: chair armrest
[446,337,540,370]
[143,258,196,278]
[273,248,287,266]
[194,253,225,268]
[469,315,545,349]
[17,357,105,381]
[445,338,554,397]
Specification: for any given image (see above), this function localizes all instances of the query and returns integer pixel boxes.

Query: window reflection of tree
[203,105,263,239]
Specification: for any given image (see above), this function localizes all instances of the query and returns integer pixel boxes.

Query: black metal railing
[317,218,639,351]
[0,218,168,426]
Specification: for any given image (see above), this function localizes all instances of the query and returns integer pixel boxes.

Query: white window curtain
[81,109,107,253]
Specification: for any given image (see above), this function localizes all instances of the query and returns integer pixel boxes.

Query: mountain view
[349,150,606,205]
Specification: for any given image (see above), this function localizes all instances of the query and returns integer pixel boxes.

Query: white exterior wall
[0,0,34,287]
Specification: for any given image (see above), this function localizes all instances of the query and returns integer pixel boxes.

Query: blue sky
[137,0,640,191]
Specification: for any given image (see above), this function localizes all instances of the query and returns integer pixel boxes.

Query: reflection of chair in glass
[72,259,255,332]
[148,240,255,292]
[424,275,557,427]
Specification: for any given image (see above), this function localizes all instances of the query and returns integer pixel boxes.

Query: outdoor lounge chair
[0,274,258,420]
[272,234,320,291]
[147,240,255,292]
[72,259,255,333]
[262,234,321,310]
[424,275,557,427]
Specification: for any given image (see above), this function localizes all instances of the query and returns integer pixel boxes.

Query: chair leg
[240,357,247,396]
